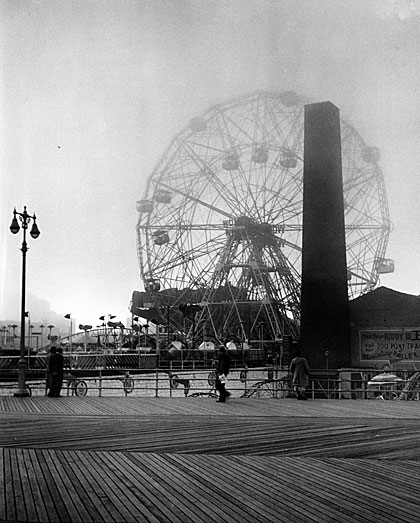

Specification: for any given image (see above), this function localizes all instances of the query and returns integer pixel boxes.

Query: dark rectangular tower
[300,101,351,369]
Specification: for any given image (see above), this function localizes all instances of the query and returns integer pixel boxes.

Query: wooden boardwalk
[1,396,420,522]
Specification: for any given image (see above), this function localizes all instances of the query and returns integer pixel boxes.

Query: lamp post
[7,324,12,346]
[25,311,30,348]
[47,324,55,346]
[1,326,8,347]
[10,325,18,347]
[9,206,40,397]
[39,325,45,349]
[99,314,115,351]
[79,324,92,352]
[28,324,34,355]
[64,314,73,352]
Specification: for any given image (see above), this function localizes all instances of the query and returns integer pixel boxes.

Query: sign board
[360,329,420,361]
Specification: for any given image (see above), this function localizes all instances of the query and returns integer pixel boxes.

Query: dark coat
[290,356,310,388]
[216,351,230,376]
[48,353,64,378]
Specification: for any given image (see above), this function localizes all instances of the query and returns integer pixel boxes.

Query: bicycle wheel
[124,378,135,394]
[208,371,216,387]
[75,380,88,397]
[170,374,179,389]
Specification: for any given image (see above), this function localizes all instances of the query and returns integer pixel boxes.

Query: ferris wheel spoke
[265,106,289,146]
[212,109,239,151]
[215,106,256,145]
[348,270,376,285]
[184,139,225,155]
[137,90,391,340]
[157,181,234,220]
[268,182,302,220]
[150,246,220,280]
[177,145,257,218]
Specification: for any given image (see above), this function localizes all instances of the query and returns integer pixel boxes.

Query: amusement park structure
[133,90,392,357]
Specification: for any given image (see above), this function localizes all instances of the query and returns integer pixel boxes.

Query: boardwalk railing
[1,366,419,400]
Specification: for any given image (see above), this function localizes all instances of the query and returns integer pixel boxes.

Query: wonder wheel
[135,90,391,345]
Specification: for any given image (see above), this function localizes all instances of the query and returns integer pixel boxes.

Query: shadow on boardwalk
[1,397,419,523]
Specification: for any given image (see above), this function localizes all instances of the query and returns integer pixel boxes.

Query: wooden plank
[166,453,328,523]
[233,455,371,523]
[282,456,418,522]
[15,448,38,522]
[27,448,57,521]
[33,449,64,522]
[2,397,420,522]
[324,458,420,514]
[71,449,146,523]
[55,449,108,523]
[101,451,204,523]
[2,396,420,419]
[65,449,123,522]
[283,457,390,522]
[22,448,50,523]
[42,449,86,523]
[0,448,5,521]
[4,449,17,522]
[123,451,245,523]
[3,411,420,464]
[2,413,420,460]
[94,450,194,523]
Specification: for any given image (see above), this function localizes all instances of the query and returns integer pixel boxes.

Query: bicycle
[66,375,88,396]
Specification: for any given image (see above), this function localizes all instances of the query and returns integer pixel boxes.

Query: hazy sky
[1,0,420,327]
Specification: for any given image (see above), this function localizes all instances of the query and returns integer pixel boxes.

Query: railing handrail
[0,366,418,401]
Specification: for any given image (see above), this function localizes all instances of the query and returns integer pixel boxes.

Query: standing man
[47,346,64,397]
[215,345,231,403]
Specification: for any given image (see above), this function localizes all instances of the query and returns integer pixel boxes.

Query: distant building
[350,287,420,369]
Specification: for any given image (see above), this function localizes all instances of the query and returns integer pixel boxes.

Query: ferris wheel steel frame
[135,90,391,346]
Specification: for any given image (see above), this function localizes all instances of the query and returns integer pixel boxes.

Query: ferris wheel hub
[136,89,391,344]
[232,217,276,245]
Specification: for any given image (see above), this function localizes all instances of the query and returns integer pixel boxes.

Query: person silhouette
[47,346,64,397]
[215,345,231,403]
[289,344,310,400]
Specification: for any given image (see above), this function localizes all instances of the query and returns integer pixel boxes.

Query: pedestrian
[289,344,310,400]
[215,345,231,402]
[47,346,64,397]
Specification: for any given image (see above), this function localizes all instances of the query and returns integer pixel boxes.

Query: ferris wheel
[135,90,391,343]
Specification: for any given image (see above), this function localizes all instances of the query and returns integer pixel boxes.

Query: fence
[0,367,281,398]
[1,366,419,400]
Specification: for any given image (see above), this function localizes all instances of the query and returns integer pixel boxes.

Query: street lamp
[29,324,34,354]
[64,314,73,352]
[1,326,8,347]
[10,324,18,347]
[47,324,54,338]
[9,206,40,397]
[99,315,115,350]
[7,324,12,346]
[79,324,92,352]
[39,325,45,349]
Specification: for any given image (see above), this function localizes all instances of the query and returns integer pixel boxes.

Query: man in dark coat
[47,346,64,397]
[215,345,231,402]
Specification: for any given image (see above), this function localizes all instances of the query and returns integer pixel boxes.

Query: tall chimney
[300,101,351,369]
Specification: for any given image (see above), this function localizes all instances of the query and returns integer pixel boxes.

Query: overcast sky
[1,0,420,328]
